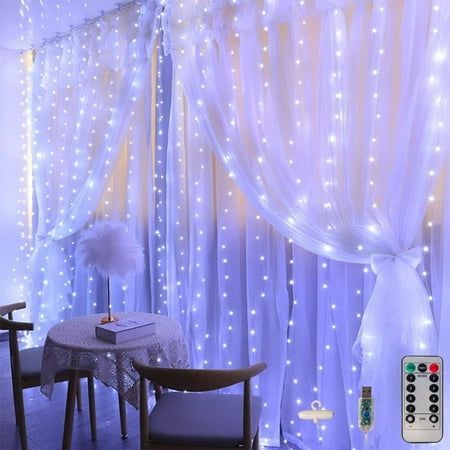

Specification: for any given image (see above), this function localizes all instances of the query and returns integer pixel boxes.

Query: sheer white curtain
[20,1,450,447]
[165,78,292,446]
[164,0,450,448]
[29,2,160,339]
[164,74,448,449]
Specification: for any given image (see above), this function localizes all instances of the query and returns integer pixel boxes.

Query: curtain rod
[0,46,22,55]
[23,0,141,53]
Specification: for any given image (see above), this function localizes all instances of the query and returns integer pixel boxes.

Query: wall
[0,49,28,305]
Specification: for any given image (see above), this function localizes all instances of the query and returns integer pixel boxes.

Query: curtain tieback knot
[370,247,423,275]
[36,233,56,245]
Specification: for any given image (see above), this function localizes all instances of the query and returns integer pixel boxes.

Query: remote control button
[430,404,439,413]
[406,415,415,423]
[406,384,415,393]
[430,394,439,403]
[430,374,439,383]
[406,394,416,403]
[429,363,440,373]
[406,404,416,413]
[406,374,416,382]
[418,363,427,373]
[405,363,416,373]
[430,415,439,424]
[363,411,371,419]
[430,384,439,393]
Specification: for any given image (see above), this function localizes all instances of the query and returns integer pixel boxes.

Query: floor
[0,340,289,450]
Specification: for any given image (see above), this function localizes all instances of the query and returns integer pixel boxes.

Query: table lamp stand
[101,277,117,323]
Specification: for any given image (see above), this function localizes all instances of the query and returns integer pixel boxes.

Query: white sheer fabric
[164,1,450,448]
[29,3,160,334]
[20,1,450,448]
[152,73,450,448]
[163,78,449,448]
[165,79,292,445]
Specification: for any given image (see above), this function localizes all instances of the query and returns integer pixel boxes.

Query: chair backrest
[0,302,34,388]
[132,360,267,392]
[0,301,27,319]
[133,360,267,449]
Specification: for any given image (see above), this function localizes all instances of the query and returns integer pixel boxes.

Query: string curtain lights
[165,77,294,446]
[163,0,450,448]
[28,2,160,335]
[153,45,449,449]
[16,0,450,448]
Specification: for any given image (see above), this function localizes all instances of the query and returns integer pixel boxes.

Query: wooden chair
[133,359,267,450]
[0,301,98,450]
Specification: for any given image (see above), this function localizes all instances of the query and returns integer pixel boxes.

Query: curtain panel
[163,0,450,448]
[28,2,160,339]
[155,64,450,449]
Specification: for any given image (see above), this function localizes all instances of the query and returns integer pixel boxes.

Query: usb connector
[362,386,372,399]
[359,386,374,434]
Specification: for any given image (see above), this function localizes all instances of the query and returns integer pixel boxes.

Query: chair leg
[118,393,128,439]
[11,379,21,426]
[16,388,28,450]
[252,429,259,450]
[87,375,97,441]
[76,378,82,411]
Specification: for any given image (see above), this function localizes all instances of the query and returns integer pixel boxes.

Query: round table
[40,312,189,448]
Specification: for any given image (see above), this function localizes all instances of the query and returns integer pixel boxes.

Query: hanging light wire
[22,0,140,52]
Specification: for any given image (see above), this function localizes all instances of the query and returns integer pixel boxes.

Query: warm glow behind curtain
[164,0,450,448]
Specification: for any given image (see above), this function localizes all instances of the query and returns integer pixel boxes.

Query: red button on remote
[429,363,440,373]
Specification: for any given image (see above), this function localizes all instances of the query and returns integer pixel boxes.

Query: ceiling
[0,0,130,52]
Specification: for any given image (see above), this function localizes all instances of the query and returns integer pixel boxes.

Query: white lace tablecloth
[41,312,189,408]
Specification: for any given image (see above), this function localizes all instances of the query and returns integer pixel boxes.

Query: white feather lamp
[76,221,145,323]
